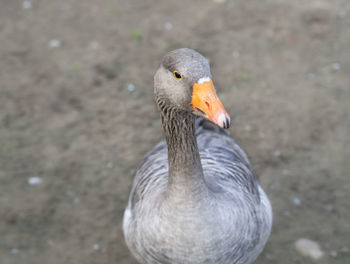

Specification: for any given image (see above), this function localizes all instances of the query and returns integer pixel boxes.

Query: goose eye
[173,71,182,79]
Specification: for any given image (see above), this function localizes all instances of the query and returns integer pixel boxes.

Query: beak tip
[218,114,230,129]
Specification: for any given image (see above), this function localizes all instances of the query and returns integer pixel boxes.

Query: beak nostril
[205,101,210,109]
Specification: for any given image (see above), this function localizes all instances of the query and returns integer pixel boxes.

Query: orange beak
[191,80,230,129]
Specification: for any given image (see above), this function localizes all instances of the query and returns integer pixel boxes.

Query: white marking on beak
[217,113,230,129]
[197,77,211,84]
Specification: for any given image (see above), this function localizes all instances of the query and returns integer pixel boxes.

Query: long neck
[159,102,207,197]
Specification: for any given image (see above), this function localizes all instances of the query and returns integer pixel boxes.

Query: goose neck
[159,105,206,195]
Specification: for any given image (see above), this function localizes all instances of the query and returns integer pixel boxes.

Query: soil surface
[1,0,349,263]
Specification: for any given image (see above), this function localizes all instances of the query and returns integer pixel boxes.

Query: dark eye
[174,71,182,79]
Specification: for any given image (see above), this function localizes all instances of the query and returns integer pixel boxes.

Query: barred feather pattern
[123,114,272,264]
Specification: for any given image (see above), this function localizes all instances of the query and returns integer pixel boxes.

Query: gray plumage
[123,48,272,264]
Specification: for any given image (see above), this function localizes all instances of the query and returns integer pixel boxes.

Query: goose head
[154,48,230,129]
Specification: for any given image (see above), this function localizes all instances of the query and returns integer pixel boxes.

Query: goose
[123,48,272,264]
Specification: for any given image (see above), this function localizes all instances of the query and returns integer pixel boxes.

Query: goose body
[123,49,272,264]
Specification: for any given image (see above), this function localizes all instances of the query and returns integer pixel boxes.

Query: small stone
[107,162,114,168]
[28,177,42,185]
[330,250,337,257]
[49,39,61,48]
[332,63,341,71]
[89,41,100,49]
[11,248,19,254]
[260,81,267,88]
[22,1,31,9]
[292,196,302,206]
[251,93,258,100]
[321,66,330,73]
[340,246,349,253]
[73,197,80,204]
[295,238,324,260]
[338,11,347,18]
[264,253,272,259]
[283,210,291,216]
[127,83,135,92]
[164,22,173,31]
[307,73,315,80]
[323,204,334,212]
[93,244,100,250]
[244,125,252,132]
[272,150,281,157]
[232,51,240,58]
[282,169,291,176]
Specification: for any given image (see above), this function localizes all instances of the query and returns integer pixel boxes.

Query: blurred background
[1,0,349,263]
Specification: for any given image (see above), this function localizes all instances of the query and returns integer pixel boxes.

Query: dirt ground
[1,0,349,263]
